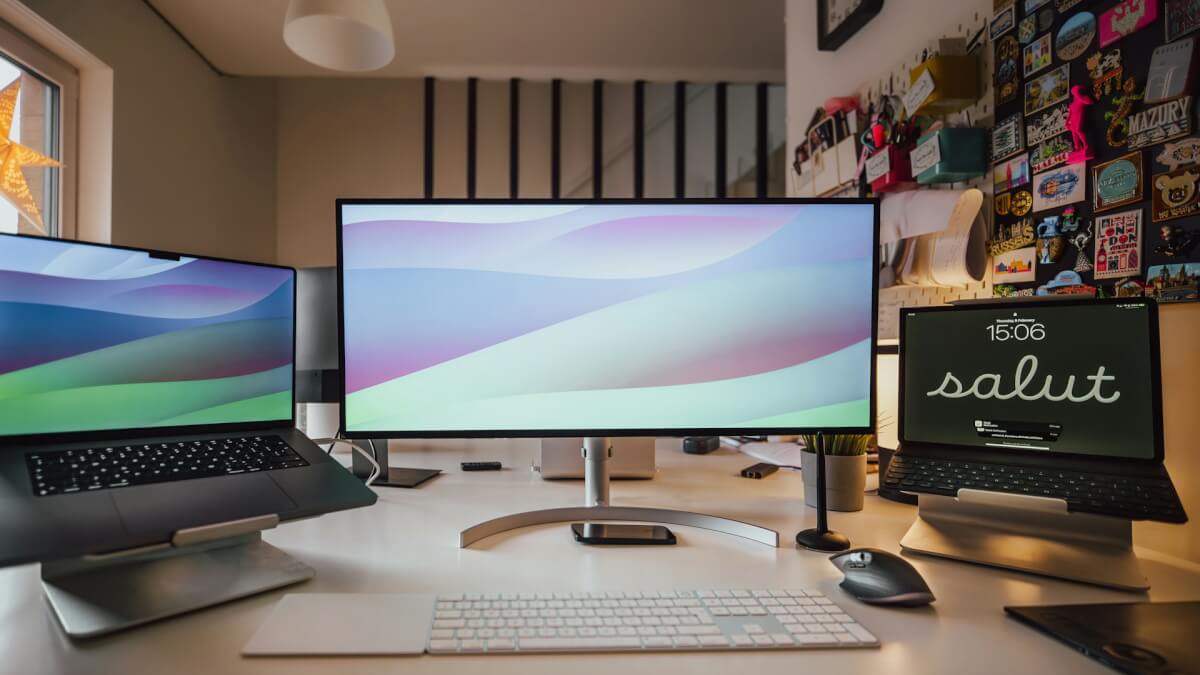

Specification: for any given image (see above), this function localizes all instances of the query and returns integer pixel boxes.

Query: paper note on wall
[881,188,985,288]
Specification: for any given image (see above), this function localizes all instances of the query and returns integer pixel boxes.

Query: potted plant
[799,434,872,512]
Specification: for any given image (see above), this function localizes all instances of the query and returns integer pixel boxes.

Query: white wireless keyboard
[427,588,879,654]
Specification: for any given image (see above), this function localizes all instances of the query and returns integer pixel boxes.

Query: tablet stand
[41,514,313,638]
[900,488,1148,591]
[460,437,779,547]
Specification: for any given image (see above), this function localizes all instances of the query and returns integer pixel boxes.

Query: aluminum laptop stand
[459,437,779,547]
[900,488,1148,591]
[42,514,313,638]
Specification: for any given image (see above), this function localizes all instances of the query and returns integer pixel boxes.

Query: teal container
[914,128,987,184]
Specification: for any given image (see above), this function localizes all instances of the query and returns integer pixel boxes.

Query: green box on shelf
[913,128,987,184]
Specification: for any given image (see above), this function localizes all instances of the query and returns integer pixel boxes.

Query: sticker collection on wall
[989,0,1200,301]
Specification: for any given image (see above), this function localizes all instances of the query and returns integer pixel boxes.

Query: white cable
[322,434,380,486]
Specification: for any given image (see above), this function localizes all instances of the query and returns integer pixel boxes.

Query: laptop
[886,298,1187,523]
[0,233,376,568]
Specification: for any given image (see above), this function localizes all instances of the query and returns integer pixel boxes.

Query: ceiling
[149,0,785,82]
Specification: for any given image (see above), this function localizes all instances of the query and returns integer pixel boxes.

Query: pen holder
[866,144,917,194]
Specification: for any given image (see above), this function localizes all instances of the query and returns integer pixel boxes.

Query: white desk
[3,438,1199,674]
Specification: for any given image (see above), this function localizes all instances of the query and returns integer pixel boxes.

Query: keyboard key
[673,636,699,648]
[795,633,838,644]
[844,623,877,643]
[518,637,643,651]
[644,637,673,648]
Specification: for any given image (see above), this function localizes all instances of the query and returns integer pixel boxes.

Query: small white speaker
[536,437,656,480]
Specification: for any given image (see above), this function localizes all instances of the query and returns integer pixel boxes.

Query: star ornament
[0,77,60,229]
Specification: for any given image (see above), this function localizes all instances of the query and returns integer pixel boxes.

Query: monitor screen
[901,300,1160,460]
[338,200,878,437]
[0,234,295,438]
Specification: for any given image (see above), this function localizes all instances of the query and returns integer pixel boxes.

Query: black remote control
[461,461,502,471]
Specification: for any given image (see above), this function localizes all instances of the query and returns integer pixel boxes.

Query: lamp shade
[283,0,395,72]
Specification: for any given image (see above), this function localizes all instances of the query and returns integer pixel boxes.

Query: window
[0,19,77,238]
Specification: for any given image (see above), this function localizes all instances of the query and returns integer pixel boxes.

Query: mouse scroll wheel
[852,552,872,565]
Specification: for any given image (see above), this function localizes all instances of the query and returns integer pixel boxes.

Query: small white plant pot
[802,452,866,512]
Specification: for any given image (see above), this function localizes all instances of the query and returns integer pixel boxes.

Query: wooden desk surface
[3,438,1198,674]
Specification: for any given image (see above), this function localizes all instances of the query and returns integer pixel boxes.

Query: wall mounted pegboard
[860,8,998,341]
[989,0,1200,301]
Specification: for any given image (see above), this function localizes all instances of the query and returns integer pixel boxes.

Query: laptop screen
[901,300,1160,461]
[0,234,295,438]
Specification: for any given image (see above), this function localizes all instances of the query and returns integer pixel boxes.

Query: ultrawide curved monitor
[337,199,879,438]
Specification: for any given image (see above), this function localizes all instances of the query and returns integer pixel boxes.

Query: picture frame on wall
[1093,151,1145,212]
[818,0,885,51]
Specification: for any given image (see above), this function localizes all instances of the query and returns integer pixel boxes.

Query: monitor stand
[900,489,1148,592]
[351,439,441,488]
[41,516,313,638]
[459,437,779,548]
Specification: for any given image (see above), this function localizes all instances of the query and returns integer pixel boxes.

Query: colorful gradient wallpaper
[340,203,876,433]
[0,235,294,437]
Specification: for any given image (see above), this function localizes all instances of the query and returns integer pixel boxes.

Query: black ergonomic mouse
[829,548,935,607]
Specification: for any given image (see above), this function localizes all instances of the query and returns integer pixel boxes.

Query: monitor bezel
[336,197,880,439]
[897,297,1165,465]
[0,232,297,447]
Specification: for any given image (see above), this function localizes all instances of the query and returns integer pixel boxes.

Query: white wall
[22,0,278,263]
[275,78,423,268]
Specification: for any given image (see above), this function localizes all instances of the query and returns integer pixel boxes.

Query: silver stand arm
[460,437,780,548]
[42,514,313,638]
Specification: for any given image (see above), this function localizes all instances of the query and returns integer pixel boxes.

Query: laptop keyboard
[885,454,1187,523]
[26,436,309,497]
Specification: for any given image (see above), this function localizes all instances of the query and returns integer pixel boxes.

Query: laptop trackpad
[113,474,297,537]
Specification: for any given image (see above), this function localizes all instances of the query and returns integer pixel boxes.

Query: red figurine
[1066,85,1095,164]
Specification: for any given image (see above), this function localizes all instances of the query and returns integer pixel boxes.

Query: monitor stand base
[900,489,1148,592]
[460,505,779,547]
[42,532,313,638]
[460,437,779,548]
[352,439,440,488]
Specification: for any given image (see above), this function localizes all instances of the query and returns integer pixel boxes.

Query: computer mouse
[829,548,935,607]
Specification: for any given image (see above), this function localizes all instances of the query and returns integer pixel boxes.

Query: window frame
[0,17,78,239]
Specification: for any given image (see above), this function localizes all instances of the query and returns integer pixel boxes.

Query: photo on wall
[1146,262,1200,301]
[1024,33,1053,77]
[1094,209,1144,280]
[1025,64,1070,115]
[993,246,1038,283]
